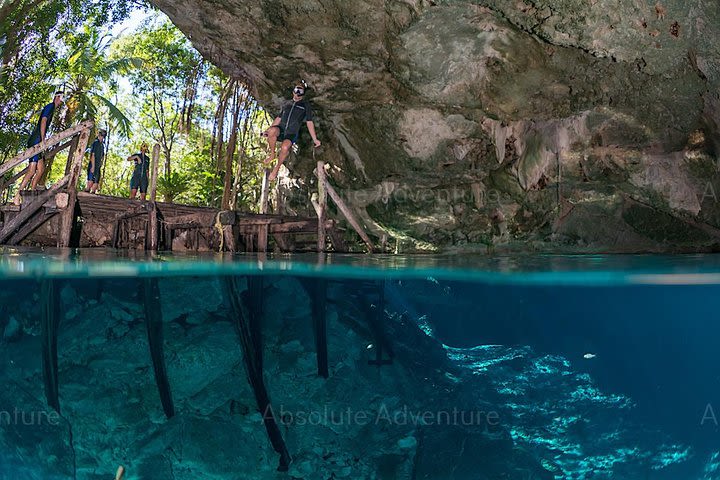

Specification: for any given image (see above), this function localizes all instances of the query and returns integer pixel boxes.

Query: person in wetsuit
[14,91,64,205]
[262,80,321,181]
[127,142,150,200]
[85,128,106,194]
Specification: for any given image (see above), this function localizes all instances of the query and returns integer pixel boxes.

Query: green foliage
[157,171,189,203]
[2,3,273,212]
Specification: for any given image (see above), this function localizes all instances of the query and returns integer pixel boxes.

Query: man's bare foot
[12,193,21,206]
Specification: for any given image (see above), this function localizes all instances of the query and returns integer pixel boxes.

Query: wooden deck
[0,123,370,253]
[0,191,343,252]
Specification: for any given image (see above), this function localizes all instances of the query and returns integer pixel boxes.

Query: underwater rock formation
[151,0,720,252]
[0,276,701,479]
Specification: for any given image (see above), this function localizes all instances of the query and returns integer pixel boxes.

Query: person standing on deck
[85,129,106,194]
[13,91,64,205]
[262,80,321,182]
[127,142,150,200]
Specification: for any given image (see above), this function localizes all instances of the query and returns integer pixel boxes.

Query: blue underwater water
[1,248,720,479]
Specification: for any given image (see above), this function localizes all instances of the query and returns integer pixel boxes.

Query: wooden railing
[313,159,374,252]
[0,121,93,246]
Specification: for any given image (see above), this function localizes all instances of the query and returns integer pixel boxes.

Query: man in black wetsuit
[85,128,106,194]
[262,81,321,181]
[14,91,64,205]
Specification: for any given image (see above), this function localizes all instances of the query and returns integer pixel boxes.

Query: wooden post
[222,276,292,471]
[324,181,374,252]
[149,143,160,202]
[257,223,269,253]
[58,127,91,248]
[259,169,270,214]
[316,161,327,252]
[40,280,61,412]
[148,202,158,251]
[141,278,175,419]
[64,135,79,176]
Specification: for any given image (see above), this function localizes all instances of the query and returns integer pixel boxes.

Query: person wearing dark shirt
[262,80,321,181]
[127,142,150,200]
[85,129,106,194]
[14,91,64,205]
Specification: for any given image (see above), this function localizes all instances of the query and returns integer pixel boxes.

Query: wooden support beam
[257,224,269,253]
[300,279,329,378]
[40,280,61,412]
[7,209,57,245]
[320,174,374,252]
[0,175,69,244]
[59,127,91,248]
[141,278,175,419]
[148,201,158,251]
[316,161,327,252]
[222,276,292,472]
[64,135,80,176]
[149,143,160,202]
[259,169,270,214]
[0,121,93,178]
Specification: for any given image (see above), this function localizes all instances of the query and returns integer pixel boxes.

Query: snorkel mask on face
[293,86,305,96]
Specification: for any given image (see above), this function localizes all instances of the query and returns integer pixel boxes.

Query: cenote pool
[1,248,719,480]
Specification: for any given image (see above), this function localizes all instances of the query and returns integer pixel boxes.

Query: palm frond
[91,91,131,138]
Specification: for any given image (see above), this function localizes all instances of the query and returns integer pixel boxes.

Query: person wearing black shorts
[127,143,150,200]
[262,80,321,181]
[14,91,64,205]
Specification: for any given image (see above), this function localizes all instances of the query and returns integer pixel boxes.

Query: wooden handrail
[0,121,94,178]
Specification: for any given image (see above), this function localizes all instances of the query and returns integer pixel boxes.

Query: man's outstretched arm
[306,121,321,147]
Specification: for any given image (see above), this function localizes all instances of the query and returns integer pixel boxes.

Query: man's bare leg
[264,128,280,165]
[30,159,44,190]
[14,163,38,205]
[130,188,137,200]
[268,140,293,182]
[140,192,147,201]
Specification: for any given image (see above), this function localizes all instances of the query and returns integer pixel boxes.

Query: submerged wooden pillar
[300,278,329,378]
[59,127,91,248]
[141,278,175,419]
[40,279,61,412]
[222,276,291,471]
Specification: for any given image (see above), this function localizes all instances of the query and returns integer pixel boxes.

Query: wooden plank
[0,121,93,178]
[164,211,218,227]
[316,161,327,252]
[0,175,69,244]
[149,143,160,202]
[7,209,57,245]
[58,127,91,248]
[324,181,374,252]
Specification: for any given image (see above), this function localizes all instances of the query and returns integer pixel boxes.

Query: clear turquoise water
[1,248,720,479]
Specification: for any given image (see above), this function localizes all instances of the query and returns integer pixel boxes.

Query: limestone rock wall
[152,0,720,252]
